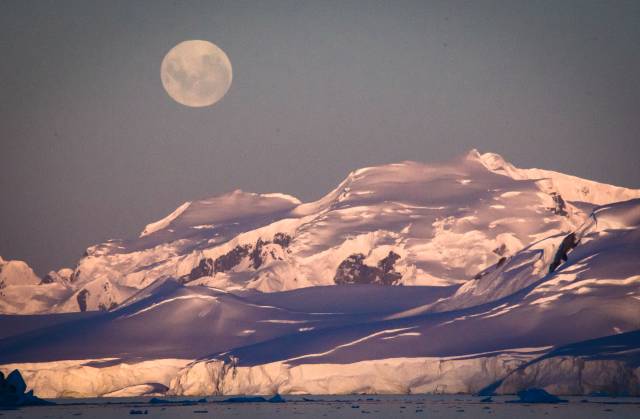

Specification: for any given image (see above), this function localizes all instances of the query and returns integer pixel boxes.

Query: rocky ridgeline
[334,251,402,285]
[182,233,293,283]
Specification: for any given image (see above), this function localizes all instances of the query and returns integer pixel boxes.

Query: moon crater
[161,40,232,107]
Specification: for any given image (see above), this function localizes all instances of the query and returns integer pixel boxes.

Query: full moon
[160,40,232,107]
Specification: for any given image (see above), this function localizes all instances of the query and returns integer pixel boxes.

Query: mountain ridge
[1,150,639,397]
[2,149,639,314]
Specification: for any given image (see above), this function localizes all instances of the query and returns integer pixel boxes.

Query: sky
[1,0,639,275]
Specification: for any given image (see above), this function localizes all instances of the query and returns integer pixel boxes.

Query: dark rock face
[334,251,402,285]
[250,239,267,270]
[493,243,507,256]
[189,258,216,280]
[76,289,90,312]
[214,244,252,273]
[0,369,53,407]
[334,254,371,285]
[550,192,568,216]
[496,256,507,268]
[378,251,401,275]
[183,233,293,283]
[250,234,290,270]
[272,233,292,248]
[98,302,118,311]
[549,232,579,273]
[183,244,252,282]
[473,255,509,280]
[69,269,80,283]
[40,273,56,284]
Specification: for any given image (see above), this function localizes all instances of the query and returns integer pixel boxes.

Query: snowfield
[1,150,639,397]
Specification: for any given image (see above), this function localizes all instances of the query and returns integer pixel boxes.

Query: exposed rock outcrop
[548,232,579,273]
[76,289,90,312]
[549,192,568,216]
[41,268,73,285]
[272,233,292,248]
[334,251,402,285]
[183,233,294,283]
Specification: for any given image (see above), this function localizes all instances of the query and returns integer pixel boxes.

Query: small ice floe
[149,397,207,405]
[192,224,215,230]
[222,394,285,403]
[299,327,315,332]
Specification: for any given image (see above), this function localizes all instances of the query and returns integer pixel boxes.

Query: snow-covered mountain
[6,149,630,314]
[0,150,639,397]
[0,257,74,315]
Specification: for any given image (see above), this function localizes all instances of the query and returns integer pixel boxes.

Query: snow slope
[8,149,634,313]
[475,150,640,206]
[1,150,639,397]
[0,258,74,315]
[1,198,638,396]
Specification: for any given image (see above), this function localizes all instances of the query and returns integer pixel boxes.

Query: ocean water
[2,395,639,418]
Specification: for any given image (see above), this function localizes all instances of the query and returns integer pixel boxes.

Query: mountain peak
[464,149,510,171]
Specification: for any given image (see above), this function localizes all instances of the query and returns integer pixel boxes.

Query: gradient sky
[1,0,639,274]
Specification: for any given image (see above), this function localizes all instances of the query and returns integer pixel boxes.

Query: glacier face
[1,150,639,397]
